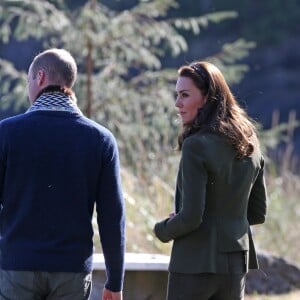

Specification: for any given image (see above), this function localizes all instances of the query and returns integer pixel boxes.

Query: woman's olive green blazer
[154,132,267,273]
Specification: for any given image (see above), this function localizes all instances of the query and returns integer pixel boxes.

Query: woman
[154,61,267,300]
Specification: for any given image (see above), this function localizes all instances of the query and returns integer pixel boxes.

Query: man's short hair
[30,48,77,88]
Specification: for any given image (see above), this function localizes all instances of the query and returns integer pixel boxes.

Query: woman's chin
[181,118,191,126]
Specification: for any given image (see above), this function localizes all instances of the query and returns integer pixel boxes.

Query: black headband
[190,64,208,81]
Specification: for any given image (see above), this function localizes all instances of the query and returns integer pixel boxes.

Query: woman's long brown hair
[177,61,259,158]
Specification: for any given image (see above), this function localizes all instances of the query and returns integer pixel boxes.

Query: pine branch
[207,39,256,84]
[132,0,178,18]
[0,59,27,110]
[0,0,70,42]
[169,11,238,35]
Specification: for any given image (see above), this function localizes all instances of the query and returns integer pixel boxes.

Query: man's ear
[37,70,46,86]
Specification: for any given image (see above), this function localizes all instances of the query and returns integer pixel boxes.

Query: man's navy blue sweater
[0,108,125,291]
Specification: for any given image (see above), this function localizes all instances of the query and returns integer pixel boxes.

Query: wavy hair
[177,61,259,158]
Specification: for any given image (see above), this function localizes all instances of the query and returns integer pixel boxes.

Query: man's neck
[35,85,74,101]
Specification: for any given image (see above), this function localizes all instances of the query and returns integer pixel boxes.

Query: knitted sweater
[0,92,125,292]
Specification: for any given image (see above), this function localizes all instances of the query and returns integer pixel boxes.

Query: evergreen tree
[0,0,254,179]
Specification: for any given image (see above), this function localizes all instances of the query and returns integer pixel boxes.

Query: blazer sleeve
[154,137,207,242]
[247,156,267,225]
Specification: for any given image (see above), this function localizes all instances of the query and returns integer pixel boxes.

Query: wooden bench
[90,253,169,300]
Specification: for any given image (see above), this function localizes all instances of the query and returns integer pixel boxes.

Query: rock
[246,251,300,294]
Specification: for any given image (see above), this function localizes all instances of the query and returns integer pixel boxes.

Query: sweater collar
[26,91,82,115]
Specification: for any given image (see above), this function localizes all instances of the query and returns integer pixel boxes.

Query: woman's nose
[175,97,181,108]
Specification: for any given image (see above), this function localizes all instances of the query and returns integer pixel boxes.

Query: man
[0,48,125,300]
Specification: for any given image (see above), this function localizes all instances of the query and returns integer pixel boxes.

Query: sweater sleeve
[0,123,7,206]
[96,133,125,292]
[247,157,267,225]
[154,137,207,242]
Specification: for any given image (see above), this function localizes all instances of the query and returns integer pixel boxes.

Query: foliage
[94,167,176,253]
[253,171,300,265]
[207,38,256,84]
[0,0,70,42]
[259,110,299,174]
[0,0,253,177]
[1,0,299,269]
[253,115,300,265]
[0,59,27,111]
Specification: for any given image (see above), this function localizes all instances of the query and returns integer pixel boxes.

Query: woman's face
[175,76,207,125]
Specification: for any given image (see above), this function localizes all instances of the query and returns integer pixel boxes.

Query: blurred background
[0,0,299,298]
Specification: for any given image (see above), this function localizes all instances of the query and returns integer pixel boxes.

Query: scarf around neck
[26,89,82,115]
